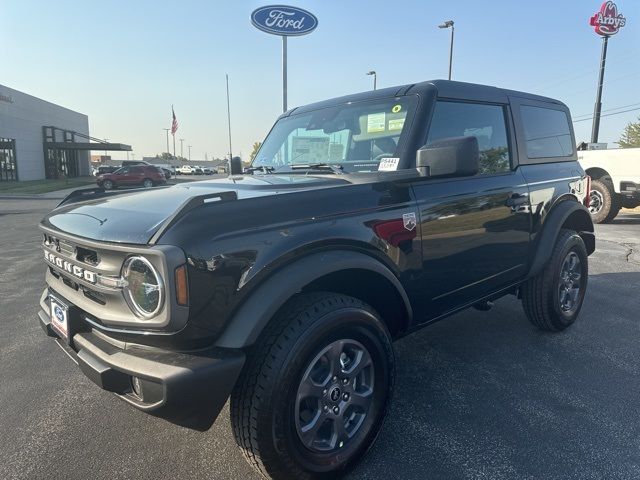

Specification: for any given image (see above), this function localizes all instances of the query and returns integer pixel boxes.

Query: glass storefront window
[0,138,17,181]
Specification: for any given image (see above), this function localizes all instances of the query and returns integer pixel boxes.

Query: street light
[179,138,184,158]
[366,70,377,90]
[438,20,455,80]
[188,145,192,162]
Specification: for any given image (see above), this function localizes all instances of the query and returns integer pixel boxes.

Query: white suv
[177,165,195,175]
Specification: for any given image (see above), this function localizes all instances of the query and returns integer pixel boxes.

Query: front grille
[77,246,99,266]
[43,234,100,267]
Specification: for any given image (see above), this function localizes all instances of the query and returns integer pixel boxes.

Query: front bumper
[620,182,640,207]
[38,294,245,431]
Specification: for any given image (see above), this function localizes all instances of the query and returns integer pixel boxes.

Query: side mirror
[416,136,479,178]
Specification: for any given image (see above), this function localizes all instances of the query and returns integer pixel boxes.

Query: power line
[572,106,640,123]
[572,101,640,119]
[527,50,640,93]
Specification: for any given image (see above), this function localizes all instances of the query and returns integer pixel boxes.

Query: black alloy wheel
[558,251,583,315]
[295,338,375,453]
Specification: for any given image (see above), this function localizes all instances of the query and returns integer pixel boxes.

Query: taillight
[584,175,591,209]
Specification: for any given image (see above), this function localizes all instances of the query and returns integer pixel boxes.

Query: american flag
[171,106,179,135]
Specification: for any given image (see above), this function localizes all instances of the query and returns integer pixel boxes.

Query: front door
[411,100,531,320]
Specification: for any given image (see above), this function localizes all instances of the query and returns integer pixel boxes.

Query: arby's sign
[590,1,626,36]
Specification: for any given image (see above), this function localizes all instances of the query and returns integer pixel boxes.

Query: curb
[0,195,64,200]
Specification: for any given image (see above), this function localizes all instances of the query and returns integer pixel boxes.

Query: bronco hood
[42,175,348,244]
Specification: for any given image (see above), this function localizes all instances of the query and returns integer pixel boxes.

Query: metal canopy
[45,142,132,151]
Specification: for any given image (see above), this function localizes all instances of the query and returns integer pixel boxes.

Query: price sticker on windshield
[378,157,400,171]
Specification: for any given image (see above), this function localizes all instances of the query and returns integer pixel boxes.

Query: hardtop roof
[286,79,565,117]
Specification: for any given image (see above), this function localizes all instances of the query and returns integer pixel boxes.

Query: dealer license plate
[49,296,68,339]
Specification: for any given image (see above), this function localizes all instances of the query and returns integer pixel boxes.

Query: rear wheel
[102,179,114,190]
[231,293,394,480]
[142,178,153,188]
[589,178,620,223]
[521,229,588,331]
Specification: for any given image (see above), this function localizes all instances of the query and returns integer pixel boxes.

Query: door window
[426,101,511,175]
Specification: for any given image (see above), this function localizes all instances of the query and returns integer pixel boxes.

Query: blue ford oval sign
[251,5,318,36]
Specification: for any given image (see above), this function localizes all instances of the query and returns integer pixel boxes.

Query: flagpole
[226,74,233,170]
[173,135,176,158]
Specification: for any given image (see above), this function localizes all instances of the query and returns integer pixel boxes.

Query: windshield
[252,96,417,173]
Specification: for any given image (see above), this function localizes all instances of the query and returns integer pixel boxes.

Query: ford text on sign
[251,5,318,36]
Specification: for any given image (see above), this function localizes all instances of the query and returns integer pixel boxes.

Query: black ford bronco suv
[38,80,595,479]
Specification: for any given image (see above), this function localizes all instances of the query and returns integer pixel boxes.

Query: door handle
[506,193,529,207]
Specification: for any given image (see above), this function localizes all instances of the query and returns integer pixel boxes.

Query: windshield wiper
[289,163,344,174]
[244,165,275,174]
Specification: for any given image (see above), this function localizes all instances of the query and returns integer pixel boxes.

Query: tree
[249,141,262,161]
[617,116,640,148]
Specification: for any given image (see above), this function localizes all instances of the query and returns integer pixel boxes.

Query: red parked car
[96,165,167,190]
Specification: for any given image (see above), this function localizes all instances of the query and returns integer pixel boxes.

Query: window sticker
[388,118,405,131]
[291,137,329,163]
[367,113,386,133]
[392,104,402,113]
[378,157,400,171]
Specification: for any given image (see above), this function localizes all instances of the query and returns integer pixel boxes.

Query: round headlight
[122,256,164,318]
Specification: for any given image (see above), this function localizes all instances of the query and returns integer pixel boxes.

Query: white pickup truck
[578,147,640,223]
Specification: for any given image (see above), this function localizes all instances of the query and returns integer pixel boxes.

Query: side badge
[402,212,417,231]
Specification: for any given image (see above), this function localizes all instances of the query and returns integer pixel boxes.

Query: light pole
[103,139,108,157]
[162,128,170,154]
[366,70,377,90]
[179,138,184,158]
[438,20,455,80]
[188,145,192,162]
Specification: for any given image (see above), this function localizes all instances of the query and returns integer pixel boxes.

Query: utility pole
[163,128,170,154]
[179,138,184,158]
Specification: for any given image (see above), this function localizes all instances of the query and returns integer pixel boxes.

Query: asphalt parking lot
[1,199,639,480]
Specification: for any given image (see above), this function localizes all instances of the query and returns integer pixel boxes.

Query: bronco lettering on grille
[44,250,97,283]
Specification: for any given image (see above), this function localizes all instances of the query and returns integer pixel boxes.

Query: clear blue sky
[2,0,638,160]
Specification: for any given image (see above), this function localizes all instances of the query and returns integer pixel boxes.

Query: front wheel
[102,179,114,190]
[142,178,153,188]
[521,229,588,331]
[231,293,394,480]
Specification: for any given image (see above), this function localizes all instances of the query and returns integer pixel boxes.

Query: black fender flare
[527,201,595,278]
[214,250,413,349]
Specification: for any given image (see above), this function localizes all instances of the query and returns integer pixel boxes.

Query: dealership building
[0,84,129,181]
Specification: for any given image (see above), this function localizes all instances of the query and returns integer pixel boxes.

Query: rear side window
[130,166,143,173]
[427,101,511,175]
[520,106,573,159]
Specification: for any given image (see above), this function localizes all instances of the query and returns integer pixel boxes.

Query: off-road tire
[230,292,394,480]
[521,229,588,331]
[590,178,620,224]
